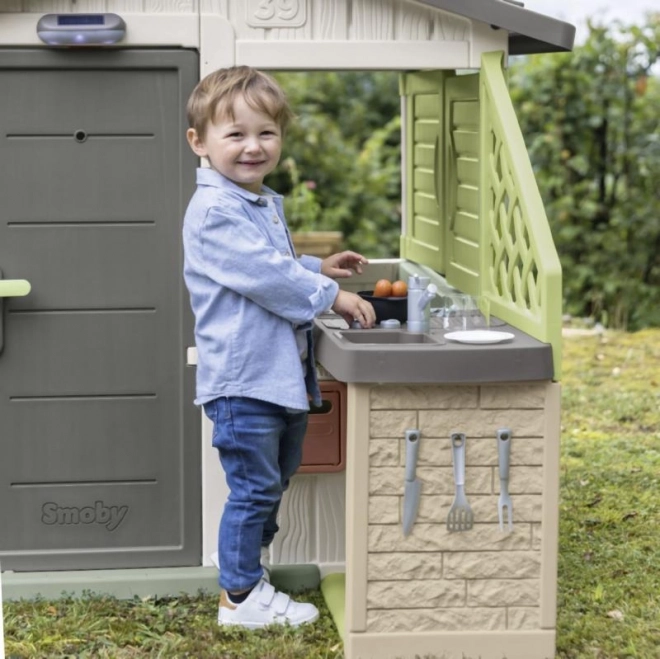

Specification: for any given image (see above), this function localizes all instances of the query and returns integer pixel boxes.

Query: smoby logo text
[41,500,129,531]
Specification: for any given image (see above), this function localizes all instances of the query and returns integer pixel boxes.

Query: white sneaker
[218,579,319,629]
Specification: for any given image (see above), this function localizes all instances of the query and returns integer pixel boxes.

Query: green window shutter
[444,72,481,296]
[400,71,447,272]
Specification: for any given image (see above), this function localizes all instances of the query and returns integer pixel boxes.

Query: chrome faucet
[407,274,438,333]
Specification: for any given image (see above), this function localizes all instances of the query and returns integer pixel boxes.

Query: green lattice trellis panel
[480,51,562,379]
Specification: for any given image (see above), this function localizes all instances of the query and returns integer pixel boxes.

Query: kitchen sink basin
[313,316,555,383]
[337,330,440,345]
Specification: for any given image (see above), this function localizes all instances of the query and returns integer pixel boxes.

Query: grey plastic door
[0,49,200,571]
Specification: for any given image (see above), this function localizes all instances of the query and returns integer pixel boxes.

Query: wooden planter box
[291,231,343,258]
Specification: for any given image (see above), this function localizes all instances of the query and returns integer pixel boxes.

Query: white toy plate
[444,330,514,344]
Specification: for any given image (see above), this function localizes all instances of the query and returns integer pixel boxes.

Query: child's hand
[321,251,368,279]
[331,290,377,328]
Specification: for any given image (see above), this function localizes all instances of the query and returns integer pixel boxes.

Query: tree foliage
[269,71,402,258]
[510,15,660,329]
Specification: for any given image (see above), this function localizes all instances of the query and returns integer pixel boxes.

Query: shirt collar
[195,167,282,206]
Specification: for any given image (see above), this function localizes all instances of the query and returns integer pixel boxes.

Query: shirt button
[282,250,291,257]
[272,216,279,224]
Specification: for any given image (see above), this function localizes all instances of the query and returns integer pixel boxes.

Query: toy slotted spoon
[447,432,473,532]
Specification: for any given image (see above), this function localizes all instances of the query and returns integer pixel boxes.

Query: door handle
[0,269,32,354]
[0,279,31,297]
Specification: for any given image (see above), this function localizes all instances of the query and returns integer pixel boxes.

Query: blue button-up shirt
[183,168,339,410]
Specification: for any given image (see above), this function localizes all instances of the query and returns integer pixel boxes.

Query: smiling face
[187,95,282,194]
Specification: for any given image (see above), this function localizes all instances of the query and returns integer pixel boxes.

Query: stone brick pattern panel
[366,383,551,633]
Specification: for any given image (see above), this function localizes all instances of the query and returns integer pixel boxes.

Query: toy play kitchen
[0,3,573,659]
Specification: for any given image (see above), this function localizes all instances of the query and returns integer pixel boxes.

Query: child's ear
[187,128,207,157]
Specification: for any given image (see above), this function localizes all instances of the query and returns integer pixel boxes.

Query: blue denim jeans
[203,396,308,592]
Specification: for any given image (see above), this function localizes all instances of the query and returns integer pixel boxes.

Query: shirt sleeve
[198,206,338,325]
[298,254,323,272]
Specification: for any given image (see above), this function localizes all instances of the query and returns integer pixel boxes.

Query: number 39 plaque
[246,0,307,28]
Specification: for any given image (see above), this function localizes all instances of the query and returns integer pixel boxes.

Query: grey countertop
[313,314,554,384]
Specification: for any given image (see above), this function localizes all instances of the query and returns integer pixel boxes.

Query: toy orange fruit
[391,280,408,297]
[373,279,393,297]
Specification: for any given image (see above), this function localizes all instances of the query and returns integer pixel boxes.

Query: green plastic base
[320,572,346,641]
[1,564,321,601]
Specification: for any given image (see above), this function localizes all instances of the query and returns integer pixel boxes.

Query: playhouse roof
[419,0,576,54]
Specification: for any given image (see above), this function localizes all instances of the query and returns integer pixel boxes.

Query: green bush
[510,16,660,329]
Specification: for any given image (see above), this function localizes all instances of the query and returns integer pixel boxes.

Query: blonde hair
[186,66,294,141]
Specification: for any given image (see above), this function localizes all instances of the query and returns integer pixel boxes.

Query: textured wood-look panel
[25,0,69,11]
[434,10,469,40]
[273,475,316,564]
[315,473,346,564]
[315,0,348,40]
[143,0,196,11]
[108,0,146,12]
[352,0,394,40]
[275,472,347,566]
[200,0,228,14]
[397,2,432,40]
[1,0,198,11]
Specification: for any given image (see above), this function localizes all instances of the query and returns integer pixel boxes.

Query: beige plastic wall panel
[397,3,432,40]
[313,0,349,39]
[314,473,347,567]
[540,383,561,628]
[273,472,347,568]
[352,0,468,41]
[352,0,394,40]
[352,381,560,659]
[222,0,309,39]
[432,8,470,42]
[112,0,196,9]
[199,0,227,10]
[236,41,469,70]
[469,19,509,67]
[273,476,317,564]
[0,1,196,11]
[345,629,556,659]
[225,0,470,41]
[345,384,371,634]
[200,15,236,73]
[0,12,199,46]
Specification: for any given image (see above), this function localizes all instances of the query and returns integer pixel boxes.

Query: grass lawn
[3,329,659,658]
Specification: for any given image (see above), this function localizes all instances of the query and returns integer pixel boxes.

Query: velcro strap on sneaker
[271,590,292,616]
[257,581,277,608]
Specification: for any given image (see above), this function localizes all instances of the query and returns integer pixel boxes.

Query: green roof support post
[479,51,562,379]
